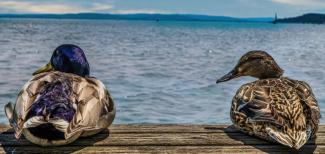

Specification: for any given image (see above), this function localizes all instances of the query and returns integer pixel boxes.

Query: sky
[0,0,325,18]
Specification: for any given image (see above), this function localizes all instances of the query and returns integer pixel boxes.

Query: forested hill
[276,13,325,24]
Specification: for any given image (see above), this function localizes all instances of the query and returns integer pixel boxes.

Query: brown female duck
[217,50,320,149]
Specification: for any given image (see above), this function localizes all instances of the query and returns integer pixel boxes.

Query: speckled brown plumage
[217,50,321,149]
[231,77,320,149]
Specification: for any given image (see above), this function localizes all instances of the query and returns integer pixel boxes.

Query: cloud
[0,0,169,14]
[0,1,114,13]
[91,3,114,12]
[270,0,325,7]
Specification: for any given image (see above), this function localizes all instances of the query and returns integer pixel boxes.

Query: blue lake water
[0,19,324,124]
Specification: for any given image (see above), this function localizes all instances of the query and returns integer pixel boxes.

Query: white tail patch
[49,119,70,132]
[23,116,46,128]
[23,116,69,133]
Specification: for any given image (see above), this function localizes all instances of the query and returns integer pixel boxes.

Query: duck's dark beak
[33,62,54,75]
[216,69,240,84]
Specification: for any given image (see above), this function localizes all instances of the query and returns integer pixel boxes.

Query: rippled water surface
[0,19,325,124]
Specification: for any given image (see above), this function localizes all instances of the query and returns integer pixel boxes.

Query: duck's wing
[294,80,320,138]
[232,78,316,149]
[4,72,61,139]
[65,77,115,139]
[232,83,295,148]
[232,82,285,127]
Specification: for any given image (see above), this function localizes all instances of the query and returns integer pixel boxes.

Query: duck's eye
[240,57,263,65]
[246,56,263,62]
[53,50,60,56]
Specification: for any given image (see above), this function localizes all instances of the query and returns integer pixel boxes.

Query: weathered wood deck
[0,124,324,153]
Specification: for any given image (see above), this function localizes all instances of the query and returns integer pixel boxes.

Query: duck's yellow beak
[33,62,54,75]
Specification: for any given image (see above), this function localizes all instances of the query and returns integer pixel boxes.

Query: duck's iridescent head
[216,50,283,83]
[33,44,90,77]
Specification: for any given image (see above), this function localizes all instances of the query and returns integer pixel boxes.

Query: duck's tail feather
[4,102,15,125]
[23,116,69,140]
[266,127,308,149]
[4,102,22,138]
[23,117,69,132]
[266,127,294,148]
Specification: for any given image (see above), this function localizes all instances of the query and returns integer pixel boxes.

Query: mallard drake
[216,50,320,149]
[4,44,115,146]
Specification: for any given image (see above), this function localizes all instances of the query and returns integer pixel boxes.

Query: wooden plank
[0,125,324,153]
[110,125,325,133]
[0,124,238,134]
[1,124,325,133]
[0,145,323,154]
[0,133,324,146]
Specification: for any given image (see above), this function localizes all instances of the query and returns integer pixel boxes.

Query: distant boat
[272,13,277,24]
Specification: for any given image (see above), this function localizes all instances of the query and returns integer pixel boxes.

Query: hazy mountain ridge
[0,13,273,22]
[276,13,325,24]
[2,13,325,24]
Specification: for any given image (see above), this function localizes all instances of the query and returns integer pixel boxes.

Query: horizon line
[0,12,275,18]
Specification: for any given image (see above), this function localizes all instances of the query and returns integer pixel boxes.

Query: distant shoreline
[275,13,325,24]
[0,13,273,23]
[1,13,324,24]
[0,18,275,24]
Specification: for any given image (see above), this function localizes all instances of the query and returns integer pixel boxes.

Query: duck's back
[231,77,320,149]
[6,71,115,146]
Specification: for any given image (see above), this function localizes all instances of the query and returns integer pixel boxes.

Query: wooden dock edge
[0,124,324,153]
